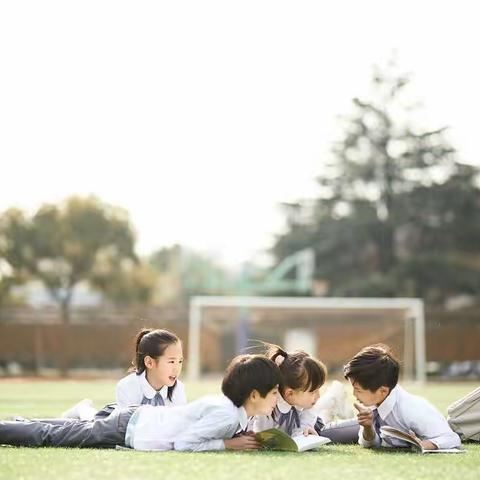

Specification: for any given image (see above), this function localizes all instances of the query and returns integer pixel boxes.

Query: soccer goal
[187,296,426,382]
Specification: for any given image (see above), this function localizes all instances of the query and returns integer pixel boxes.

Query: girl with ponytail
[115,327,186,407]
[252,343,327,437]
[59,327,186,421]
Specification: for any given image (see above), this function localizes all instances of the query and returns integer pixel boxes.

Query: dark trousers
[0,407,136,448]
[315,417,360,444]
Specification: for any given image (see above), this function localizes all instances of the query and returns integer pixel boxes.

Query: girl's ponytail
[264,342,326,394]
[265,343,288,367]
[130,327,154,374]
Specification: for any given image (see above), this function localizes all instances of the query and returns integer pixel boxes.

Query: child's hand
[224,433,260,451]
[408,430,437,451]
[354,402,376,441]
[354,402,373,427]
[302,427,318,436]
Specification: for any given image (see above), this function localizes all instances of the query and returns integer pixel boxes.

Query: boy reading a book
[343,344,461,451]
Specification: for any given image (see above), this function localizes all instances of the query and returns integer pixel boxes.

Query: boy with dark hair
[343,344,460,450]
[0,355,281,452]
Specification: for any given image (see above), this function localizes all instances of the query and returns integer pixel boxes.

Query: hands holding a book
[225,432,261,451]
[354,402,375,441]
[408,430,438,451]
[302,427,318,436]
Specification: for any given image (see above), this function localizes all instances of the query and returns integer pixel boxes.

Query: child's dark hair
[265,343,327,394]
[343,344,399,392]
[222,354,282,407]
[130,327,181,401]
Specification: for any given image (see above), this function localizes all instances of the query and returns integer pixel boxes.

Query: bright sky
[1,1,479,267]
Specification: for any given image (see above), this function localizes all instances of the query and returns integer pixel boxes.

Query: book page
[292,435,331,452]
[422,448,466,454]
[380,426,421,448]
[379,427,465,454]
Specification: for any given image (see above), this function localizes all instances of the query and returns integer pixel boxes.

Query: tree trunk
[57,297,72,377]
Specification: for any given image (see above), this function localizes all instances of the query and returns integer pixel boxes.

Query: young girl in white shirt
[30,328,187,423]
[251,344,327,437]
[252,343,360,444]
[114,327,187,408]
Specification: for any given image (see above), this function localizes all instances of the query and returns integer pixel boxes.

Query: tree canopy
[0,196,147,320]
[273,62,480,305]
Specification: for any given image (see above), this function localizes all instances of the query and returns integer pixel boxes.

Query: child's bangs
[300,358,326,392]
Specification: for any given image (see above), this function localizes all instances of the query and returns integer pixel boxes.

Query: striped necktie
[276,406,300,436]
[141,392,165,406]
[372,409,392,446]
[372,409,382,438]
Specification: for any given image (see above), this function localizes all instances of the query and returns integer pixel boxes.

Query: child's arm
[224,433,261,451]
[407,431,438,451]
[174,412,259,452]
[354,402,381,448]
[115,379,139,408]
[408,401,461,450]
[174,380,188,406]
[296,408,319,436]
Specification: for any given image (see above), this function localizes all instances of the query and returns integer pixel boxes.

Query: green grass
[0,379,479,480]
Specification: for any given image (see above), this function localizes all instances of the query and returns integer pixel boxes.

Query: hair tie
[275,355,285,366]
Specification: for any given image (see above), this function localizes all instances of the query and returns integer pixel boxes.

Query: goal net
[187,296,426,382]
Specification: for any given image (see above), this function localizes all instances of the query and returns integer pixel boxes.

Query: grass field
[0,379,478,480]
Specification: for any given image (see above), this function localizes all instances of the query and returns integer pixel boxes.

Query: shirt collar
[139,371,168,400]
[277,395,294,413]
[238,406,248,431]
[377,384,399,419]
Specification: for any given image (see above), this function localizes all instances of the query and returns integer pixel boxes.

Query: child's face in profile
[285,387,321,409]
[349,380,388,407]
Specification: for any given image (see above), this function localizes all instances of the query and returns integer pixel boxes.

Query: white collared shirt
[115,371,187,408]
[250,395,317,436]
[125,394,248,451]
[359,385,461,449]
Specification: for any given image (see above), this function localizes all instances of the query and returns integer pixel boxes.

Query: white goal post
[187,296,426,382]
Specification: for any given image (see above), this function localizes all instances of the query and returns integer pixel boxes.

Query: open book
[379,426,465,454]
[255,428,331,452]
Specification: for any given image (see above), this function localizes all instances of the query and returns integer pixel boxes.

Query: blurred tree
[0,264,15,308]
[90,254,157,306]
[149,245,232,303]
[0,209,31,309]
[0,196,137,322]
[273,60,480,304]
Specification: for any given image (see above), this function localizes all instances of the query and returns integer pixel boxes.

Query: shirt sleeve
[115,377,139,408]
[358,426,382,448]
[173,411,236,452]
[408,402,461,450]
[294,408,318,435]
[173,381,188,406]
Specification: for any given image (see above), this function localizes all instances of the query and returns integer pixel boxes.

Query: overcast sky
[1,1,478,267]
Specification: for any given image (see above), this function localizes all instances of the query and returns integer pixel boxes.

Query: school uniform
[115,371,187,408]
[0,395,247,451]
[0,407,136,448]
[358,384,461,449]
[93,372,187,418]
[126,395,248,451]
[251,395,317,437]
[314,417,359,444]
